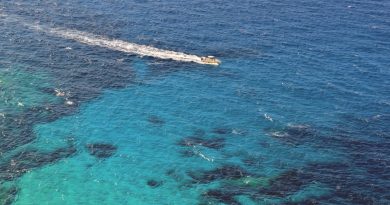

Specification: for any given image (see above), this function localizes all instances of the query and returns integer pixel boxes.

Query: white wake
[49,27,205,64]
[1,12,212,64]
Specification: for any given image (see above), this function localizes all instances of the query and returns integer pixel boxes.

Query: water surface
[1,0,389,204]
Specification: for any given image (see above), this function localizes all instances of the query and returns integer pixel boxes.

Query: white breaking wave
[1,12,208,64]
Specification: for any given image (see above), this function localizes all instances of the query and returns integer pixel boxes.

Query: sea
[0,0,389,204]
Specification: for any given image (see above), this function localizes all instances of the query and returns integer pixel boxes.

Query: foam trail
[49,28,206,64]
[1,12,212,64]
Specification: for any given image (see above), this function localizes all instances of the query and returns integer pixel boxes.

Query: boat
[201,56,221,65]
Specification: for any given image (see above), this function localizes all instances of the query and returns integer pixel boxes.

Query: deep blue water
[1,0,390,204]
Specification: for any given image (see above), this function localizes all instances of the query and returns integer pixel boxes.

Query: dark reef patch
[0,117,34,154]
[302,162,382,205]
[177,136,225,149]
[165,169,175,176]
[86,143,117,158]
[0,186,18,205]
[202,189,241,205]
[306,120,390,204]
[282,199,320,205]
[0,103,79,154]
[188,165,250,184]
[0,146,76,181]
[261,116,390,204]
[258,169,311,198]
[147,115,165,125]
[147,179,163,188]
[192,164,366,205]
[241,155,263,168]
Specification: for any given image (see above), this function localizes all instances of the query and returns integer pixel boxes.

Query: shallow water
[1,0,390,204]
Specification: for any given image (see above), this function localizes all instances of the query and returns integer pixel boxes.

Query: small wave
[264,113,273,122]
[269,131,289,138]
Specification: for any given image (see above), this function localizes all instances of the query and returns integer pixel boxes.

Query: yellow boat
[201,56,221,65]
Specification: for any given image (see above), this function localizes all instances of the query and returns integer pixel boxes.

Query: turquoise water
[1,0,390,204]
[15,64,338,204]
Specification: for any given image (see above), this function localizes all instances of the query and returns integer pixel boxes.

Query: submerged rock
[0,103,79,155]
[202,189,241,205]
[258,169,308,197]
[197,161,384,205]
[285,124,313,138]
[303,162,382,204]
[242,155,264,167]
[147,179,163,188]
[195,167,315,203]
[0,186,18,205]
[0,146,76,181]
[282,199,320,205]
[147,115,165,125]
[201,181,262,204]
[188,165,250,184]
[166,169,175,176]
[86,143,117,158]
[0,121,34,154]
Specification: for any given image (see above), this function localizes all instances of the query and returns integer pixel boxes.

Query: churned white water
[48,27,205,64]
[1,12,206,64]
